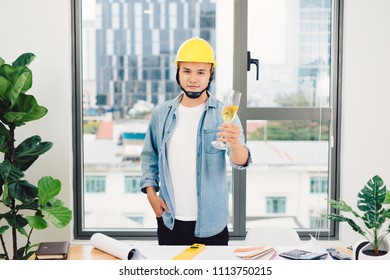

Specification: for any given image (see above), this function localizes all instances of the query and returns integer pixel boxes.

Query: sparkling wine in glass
[211,90,241,150]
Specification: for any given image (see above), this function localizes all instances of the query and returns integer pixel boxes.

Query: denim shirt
[140,93,251,237]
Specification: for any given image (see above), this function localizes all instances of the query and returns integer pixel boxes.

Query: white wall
[1,0,390,246]
[0,0,73,244]
[340,0,390,245]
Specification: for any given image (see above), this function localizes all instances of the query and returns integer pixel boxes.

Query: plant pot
[353,237,390,260]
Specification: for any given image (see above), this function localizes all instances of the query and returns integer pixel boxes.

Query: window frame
[71,0,343,241]
[231,0,343,240]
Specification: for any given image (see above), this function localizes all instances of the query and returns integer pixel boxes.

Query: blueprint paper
[90,233,145,260]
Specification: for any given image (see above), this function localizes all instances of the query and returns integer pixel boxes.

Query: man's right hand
[146,186,170,217]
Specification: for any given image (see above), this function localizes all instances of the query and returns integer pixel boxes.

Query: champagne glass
[211,90,241,150]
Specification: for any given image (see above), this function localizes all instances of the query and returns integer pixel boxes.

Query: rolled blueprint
[90,233,145,260]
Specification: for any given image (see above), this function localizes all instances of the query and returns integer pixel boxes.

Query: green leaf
[383,209,390,219]
[384,191,390,204]
[327,213,366,236]
[0,64,32,107]
[26,215,48,230]
[4,213,28,229]
[357,175,386,229]
[0,121,11,141]
[3,93,47,126]
[0,64,19,104]
[43,197,64,208]
[14,136,53,171]
[328,199,350,211]
[0,225,9,235]
[0,136,6,155]
[17,226,28,237]
[43,205,72,228]
[12,53,36,67]
[0,75,11,97]
[0,160,24,183]
[13,69,32,96]
[15,199,38,211]
[1,183,10,206]
[38,176,61,205]
[15,246,29,260]
[8,180,38,204]
[0,177,3,196]
[28,242,40,251]
[0,80,12,119]
[18,250,35,260]
[0,54,35,120]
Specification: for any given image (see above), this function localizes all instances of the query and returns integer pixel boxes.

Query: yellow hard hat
[174,37,216,67]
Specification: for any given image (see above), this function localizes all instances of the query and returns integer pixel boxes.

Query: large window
[243,0,341,239]
[72,0,342,240]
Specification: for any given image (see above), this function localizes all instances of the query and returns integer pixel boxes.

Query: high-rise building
[95,0,216,118]
[298,0,332,107]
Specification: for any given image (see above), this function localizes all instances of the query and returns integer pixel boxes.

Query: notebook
[35,241,70,260]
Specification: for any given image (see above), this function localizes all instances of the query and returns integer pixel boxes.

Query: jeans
[157,217,229,245]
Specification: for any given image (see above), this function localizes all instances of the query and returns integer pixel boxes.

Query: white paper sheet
[301,235,328,254]
[298,235,332,259]
[90,233,145,260]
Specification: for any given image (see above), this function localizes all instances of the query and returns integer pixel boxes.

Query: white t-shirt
[167,102,205,221]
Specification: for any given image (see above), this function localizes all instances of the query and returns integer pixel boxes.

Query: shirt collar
[168,92,218,110]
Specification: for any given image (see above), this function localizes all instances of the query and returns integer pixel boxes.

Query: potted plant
[0,53,72,260]
[327,174,390,259]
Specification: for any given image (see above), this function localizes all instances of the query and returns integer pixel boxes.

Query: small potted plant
[0,53,72,260]
[327,174,390,259]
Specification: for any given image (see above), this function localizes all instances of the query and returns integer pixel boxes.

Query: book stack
[233,246,277,260]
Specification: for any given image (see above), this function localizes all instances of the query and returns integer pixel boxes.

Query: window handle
[247,51,259,80]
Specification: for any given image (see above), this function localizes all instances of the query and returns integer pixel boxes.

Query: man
[140,37,251,245]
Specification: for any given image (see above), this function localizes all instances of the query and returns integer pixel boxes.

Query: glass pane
[247,0,332,108]
[81,0,235,231]
[246,119,330,229]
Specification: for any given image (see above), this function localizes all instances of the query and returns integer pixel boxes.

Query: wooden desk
[32,244,352,260]
[67,244,120,260]
[30,244,119,260]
